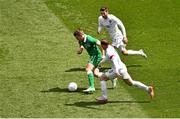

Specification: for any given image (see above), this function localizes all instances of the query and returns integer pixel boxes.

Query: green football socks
[87,71,94,88]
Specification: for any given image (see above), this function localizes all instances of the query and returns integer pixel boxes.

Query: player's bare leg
[95,68,117,89]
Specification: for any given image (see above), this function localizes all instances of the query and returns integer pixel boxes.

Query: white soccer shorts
[112,35,126,51]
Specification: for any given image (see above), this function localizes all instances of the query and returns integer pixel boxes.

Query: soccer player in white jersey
[96,39,154,103]
[97,7,147,58]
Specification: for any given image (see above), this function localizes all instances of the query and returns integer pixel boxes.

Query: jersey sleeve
[78,41,84,48]
[112,15,127,37]
[106,48,114,59]
[106,47,119,73]
[111,56,120,74]
[87,35,98,44]
[98,16,103,33]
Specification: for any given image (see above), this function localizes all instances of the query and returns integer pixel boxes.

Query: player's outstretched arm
[97,17,103,34]
[77,46,83,54]
[113,15,127,38]
[97,26,102,34]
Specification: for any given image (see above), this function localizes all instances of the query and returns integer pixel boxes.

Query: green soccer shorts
[88,54,102,67]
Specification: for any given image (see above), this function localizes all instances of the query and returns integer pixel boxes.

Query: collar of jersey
[103,14,110,20]
[83,34,87,42]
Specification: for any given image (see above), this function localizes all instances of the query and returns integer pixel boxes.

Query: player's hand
[123,37,128,44]
[102,55,105,59]
[77,50,82,54]
[77,47,83,54]
[99,55,106,66]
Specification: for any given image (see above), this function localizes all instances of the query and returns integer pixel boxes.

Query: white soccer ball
[68,82,78,91]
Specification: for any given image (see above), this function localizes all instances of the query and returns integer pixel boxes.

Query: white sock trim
[127,50,141,55]
[87,70,93,75]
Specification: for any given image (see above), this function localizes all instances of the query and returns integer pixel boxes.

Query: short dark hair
[100,6,108,11]
[101,39,109,46]
[73,28,83,36]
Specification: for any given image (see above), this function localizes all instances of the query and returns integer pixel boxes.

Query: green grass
[0,0,180,118]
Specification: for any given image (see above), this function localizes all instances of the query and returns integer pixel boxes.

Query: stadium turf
[0,0,179,117]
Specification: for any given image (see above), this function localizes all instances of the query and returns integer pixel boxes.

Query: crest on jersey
[109,20,112,23]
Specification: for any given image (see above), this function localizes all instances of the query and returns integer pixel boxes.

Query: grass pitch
[0,0,180,118]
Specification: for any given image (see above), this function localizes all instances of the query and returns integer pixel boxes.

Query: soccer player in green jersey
[73,28,103,93]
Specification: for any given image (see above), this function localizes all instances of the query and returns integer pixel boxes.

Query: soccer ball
[68,82,77,91]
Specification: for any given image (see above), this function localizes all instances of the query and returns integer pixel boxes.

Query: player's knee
[86,63,94,72]
[85,68,89,72]
[86,69,93,75]
[93,68,99,76]
[94,70,102,78]
[86,67,92,72]
[100,74,108,81]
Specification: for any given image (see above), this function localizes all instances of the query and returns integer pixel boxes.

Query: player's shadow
[65,101,101,110]
[65,100,150,110]
[65,67,111,72]
[65,65,142,72]
[40,87,102,95]
[65,67,85,72]
[126,64,142,68]
[40,87,86,93]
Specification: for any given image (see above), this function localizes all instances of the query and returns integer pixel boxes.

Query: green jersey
[79,34,102,67]
[79,35,101,56]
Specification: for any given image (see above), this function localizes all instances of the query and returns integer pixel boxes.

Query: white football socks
[100,80,107,99]
[132,80,149,92]
[127,50,142,55]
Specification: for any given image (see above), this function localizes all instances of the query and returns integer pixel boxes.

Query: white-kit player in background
[96,39,154,103]
[97,6,147,58]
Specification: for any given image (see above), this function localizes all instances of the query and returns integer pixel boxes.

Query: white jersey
[98,14,126,40]
[103,45,126,74]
